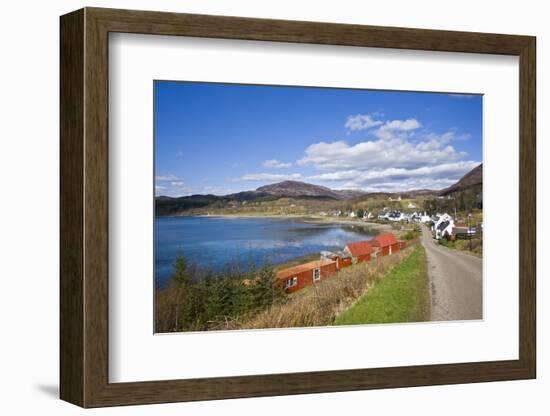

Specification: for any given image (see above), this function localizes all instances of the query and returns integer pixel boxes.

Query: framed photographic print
[60,7,536,408]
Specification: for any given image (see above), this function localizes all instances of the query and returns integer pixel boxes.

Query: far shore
[190,213,393,231]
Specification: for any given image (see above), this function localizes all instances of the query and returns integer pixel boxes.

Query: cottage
[434,213,454,240]
[435,220,454,240]
[343,240,374,264]
[336,254,353,269]
[378,212,389,220]
[419,213,432,223]
[321,250,353,270]
[276,259,337,293]
[387,211,405,222]
[364,211,374,220]
[371,233,399,256]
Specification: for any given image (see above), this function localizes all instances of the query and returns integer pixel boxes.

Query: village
[276,206,481,294]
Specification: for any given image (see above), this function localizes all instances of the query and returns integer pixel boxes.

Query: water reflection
[155,216,375,286]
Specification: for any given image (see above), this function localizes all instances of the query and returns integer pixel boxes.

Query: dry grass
[240,243,418,329]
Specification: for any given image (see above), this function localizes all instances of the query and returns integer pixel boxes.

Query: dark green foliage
[155,194,222,216]
[155,192,281,216]
[403,229,420,240]
[172,254,192,287]
[155,254,286,332]
[251,266,280,310]
[423,185,482,215]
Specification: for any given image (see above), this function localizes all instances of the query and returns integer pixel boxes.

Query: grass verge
[333,245,429,325]
[439,238,482,257]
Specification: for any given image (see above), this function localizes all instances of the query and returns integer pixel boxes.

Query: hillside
[439,164,482,196]
[256,180,342,199]
[156,166,482,216]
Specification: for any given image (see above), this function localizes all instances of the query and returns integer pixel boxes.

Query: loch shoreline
[193,213,393,232]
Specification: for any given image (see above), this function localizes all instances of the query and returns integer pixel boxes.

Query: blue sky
[155,81,482,196]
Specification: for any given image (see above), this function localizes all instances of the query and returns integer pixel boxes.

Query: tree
[172,254,192,287]
[251,266,280,310]
[170,254,193,331]
[423,198,437,215]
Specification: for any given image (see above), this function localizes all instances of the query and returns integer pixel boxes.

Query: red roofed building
[343,240,374,264]
[275,259,337,293]
[371,233,399,256]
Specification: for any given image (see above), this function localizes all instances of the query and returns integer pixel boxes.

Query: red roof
[371,233,398,248]
[345,240,374,257]
[275,259,335,280]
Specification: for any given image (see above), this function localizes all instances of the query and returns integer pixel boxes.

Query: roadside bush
[403,229,419,240]
[439,237,482,256]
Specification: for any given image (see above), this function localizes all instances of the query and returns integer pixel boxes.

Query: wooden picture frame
[60,7,536,408]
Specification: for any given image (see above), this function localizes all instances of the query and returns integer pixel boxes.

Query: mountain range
[156,164,482,216]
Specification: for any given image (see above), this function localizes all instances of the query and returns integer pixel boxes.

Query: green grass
[439,238,482,257]
[333,246,429,325]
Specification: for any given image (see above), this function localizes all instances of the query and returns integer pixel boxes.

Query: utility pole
[468,213,472,251]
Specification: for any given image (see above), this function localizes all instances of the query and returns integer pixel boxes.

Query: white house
[419,213,432,223]
[378,212,389,220]
[387,211,405,222]
[411,211,431,223]
[362,211,373,221]
[434,213,454,240]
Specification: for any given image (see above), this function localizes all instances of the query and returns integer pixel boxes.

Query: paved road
[420,224,482,321]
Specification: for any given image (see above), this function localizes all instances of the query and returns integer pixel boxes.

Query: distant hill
[154,194,224,216]
[403,189,441,198]
[439,164,482,196]
[256,180,362,200]
[333,189,369,199]
[155,172,481,216]
[257,180,338,198]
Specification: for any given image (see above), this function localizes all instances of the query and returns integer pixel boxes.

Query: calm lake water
[155,216,374,287]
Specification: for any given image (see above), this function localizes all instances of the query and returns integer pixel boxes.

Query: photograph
[153,81,483,333]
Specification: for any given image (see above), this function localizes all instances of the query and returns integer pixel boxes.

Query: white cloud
[374,118,422,139]
[298,131,463,171]
[155,174,180,181]
[200,185,236,195]
[300,114,478,191]
[262,159,293,168]
[170,181,185,186]
[156,181,237,197]
[309,161,479,188]
[307,161,479,192]
[344,113,383,132]
[356,177,458,193]
[237,173,302,182]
